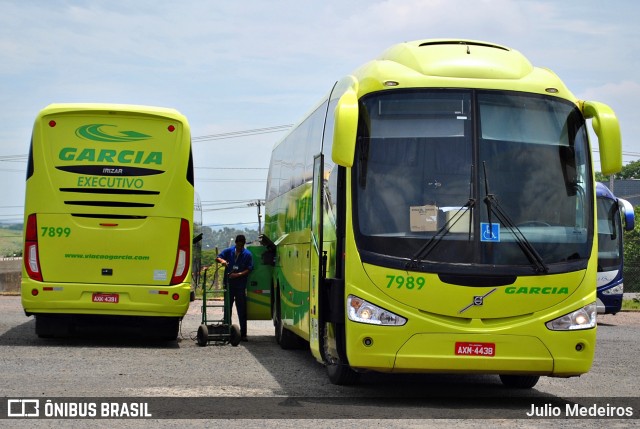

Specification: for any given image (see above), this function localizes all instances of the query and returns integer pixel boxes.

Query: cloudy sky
[1,0,639,227]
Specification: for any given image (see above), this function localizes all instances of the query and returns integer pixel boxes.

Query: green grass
[622,298,640,311]
[0,228,22,257]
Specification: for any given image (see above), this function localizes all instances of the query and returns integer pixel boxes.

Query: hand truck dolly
[196,265,241,347]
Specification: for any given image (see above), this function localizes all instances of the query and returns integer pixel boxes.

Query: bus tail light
[170,218,190,285]
[24,214,43,282]
[149,290,180,301]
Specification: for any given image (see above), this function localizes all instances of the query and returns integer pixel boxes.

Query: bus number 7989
[386,275,425,290]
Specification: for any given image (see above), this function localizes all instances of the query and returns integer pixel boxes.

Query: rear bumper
[21,279,191,317]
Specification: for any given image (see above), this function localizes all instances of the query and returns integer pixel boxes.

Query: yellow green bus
[263,40,622,387]
[22,103,194,340]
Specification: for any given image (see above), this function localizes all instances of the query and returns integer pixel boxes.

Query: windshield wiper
[482,162,548,274]
[407,198,475,269]
[407,164,475,269]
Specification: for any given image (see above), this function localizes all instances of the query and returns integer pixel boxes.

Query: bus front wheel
[323,322,358,385]
[499,374,540,389]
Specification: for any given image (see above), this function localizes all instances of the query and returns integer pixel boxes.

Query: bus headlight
[602,283,623,295]
[347,295,407,326]
[545,302,597,331]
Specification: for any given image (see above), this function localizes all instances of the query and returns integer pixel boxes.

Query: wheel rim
[322,322,340,365]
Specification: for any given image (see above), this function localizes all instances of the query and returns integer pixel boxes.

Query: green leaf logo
[75,124,152,142]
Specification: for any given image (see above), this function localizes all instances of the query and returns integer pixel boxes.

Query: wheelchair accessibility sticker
[481,222,500,242]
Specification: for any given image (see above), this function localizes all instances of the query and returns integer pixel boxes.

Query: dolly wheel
[197,324,209,347]
[230,324,241,347]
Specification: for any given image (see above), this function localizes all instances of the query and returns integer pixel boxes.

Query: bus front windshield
[597,196,622,272]
[354,89,593,275]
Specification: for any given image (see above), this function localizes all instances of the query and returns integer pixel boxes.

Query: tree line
[596,159,640,181]
[598,162,640,292]
[196,225,259,267]
[623,206,640,292]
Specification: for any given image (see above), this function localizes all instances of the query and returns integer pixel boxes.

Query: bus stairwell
[196,265,241,346]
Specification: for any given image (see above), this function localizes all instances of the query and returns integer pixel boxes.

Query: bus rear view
[22,104,194,339]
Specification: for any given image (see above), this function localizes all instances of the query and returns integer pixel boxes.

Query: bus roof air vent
[379,39,533,80]
[418,40,510,52]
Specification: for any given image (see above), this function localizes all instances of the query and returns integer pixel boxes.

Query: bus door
[309,154,324,360]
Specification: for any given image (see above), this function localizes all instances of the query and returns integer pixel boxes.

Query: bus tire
[326,361,359,385]
[158,318,180,341]
[272,289,281,343]
[273,290,298,350]
[35,314,55,338]
[36,314,72,338]
[323,322,358,385]
[499,374,540,389]
[277,313,299,350]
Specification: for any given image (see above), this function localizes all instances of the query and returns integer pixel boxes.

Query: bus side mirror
[618,198,635,231]
[582,101,622,175]
[331,90,359,167]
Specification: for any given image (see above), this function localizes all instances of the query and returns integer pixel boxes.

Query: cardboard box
[410,205,438,232]
[443,207,471,233]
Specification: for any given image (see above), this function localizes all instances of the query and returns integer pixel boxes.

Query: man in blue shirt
[216,234,253,341]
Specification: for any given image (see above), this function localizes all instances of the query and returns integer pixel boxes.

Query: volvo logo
[459,288,497,314]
